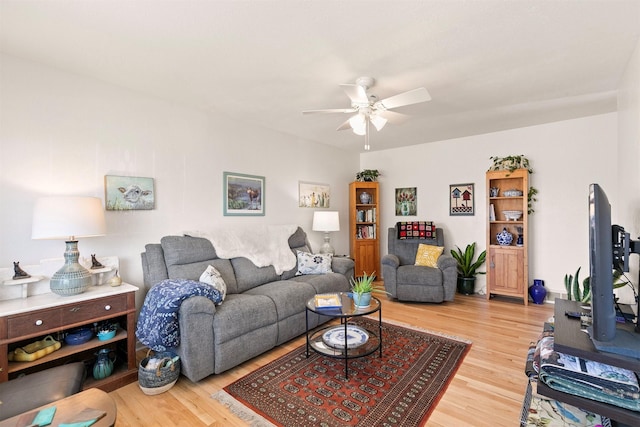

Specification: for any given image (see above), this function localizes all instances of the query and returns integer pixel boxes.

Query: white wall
[361,113,619,297]
[0,54,359,304]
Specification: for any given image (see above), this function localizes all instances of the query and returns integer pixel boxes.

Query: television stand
[538,299,640,425]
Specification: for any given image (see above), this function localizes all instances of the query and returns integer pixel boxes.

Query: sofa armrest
[176,296,217,382]
[331,256,354,276]
[381,254,400,269]
[437,254,458,301]
[437,253,457,271]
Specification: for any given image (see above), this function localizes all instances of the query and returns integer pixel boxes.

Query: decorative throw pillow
[414,244,444,268]
[295,251,333,275]
[199,265,227,304]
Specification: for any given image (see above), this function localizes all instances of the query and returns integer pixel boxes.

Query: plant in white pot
[350,271,385,307]
[450,243,486,295]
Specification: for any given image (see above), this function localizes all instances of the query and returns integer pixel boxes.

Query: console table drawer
[7,309,62,338]
[61,294,128,324]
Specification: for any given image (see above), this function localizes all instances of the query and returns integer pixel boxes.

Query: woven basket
[138,350,180,395]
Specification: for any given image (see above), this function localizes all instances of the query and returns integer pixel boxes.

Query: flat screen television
[588,183,640,358]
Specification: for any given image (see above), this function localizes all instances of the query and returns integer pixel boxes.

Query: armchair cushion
[414,244,444,267]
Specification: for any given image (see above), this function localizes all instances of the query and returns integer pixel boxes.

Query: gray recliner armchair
[381,226,457,303]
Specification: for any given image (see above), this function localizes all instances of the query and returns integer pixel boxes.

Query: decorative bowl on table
[503,210,523,221]
[65,327,93,345]
[503,189,523,197]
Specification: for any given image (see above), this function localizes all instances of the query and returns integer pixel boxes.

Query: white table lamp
[32,196,106,296]
[312,211,340,255]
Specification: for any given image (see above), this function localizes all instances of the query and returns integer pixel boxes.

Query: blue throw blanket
[136,279,222,351]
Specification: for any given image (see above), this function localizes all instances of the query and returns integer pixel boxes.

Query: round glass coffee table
[305,292,382,379]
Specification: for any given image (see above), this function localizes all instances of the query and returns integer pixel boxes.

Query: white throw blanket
[187,225,299,275]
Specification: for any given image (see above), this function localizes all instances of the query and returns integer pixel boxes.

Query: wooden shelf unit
[0,284,138,392]
[349,181,380,277]
[486,169,529,304]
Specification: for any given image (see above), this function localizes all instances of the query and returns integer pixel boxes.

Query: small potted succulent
[350,271,385,307]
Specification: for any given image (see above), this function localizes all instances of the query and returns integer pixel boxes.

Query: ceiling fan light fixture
[370,114,387,131]
[349,114,366,135]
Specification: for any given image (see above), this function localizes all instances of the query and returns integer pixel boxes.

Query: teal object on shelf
[93,348,116,380]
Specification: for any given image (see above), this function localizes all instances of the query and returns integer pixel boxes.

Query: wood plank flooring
[110,293,554,427]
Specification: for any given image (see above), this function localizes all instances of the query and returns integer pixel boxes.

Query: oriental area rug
[212,317,471,427]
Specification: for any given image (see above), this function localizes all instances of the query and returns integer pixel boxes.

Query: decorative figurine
[91,254,105,269]
[12,262,31,280]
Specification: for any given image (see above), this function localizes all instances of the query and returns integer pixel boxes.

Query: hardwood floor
[110,293,554,427]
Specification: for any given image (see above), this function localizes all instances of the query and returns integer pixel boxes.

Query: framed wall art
[395,187,417,216]
[449,183,474,216]
[105,175,155,210]
[298,181,330,208]
[223,172,265,216]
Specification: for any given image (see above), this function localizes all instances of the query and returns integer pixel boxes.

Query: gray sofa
[140,227,354,382]
[381,227,457,303]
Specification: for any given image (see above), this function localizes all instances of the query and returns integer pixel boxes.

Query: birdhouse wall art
[449,183,475,216]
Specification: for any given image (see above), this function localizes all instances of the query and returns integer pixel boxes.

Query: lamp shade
[312,211,340,232]
[32,196,106,240]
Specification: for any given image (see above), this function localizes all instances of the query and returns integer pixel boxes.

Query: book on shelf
[314,293,342,309]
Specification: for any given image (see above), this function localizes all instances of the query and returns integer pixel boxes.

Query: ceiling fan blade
[303,108,357,114]
[340,84,369,104]
[336,117,354,131]
[376,87,431,110]
[377,110,411,125]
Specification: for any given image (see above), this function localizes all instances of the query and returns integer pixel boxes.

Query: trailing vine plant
[489,155,539,214]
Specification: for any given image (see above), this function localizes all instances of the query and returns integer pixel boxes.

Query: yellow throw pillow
[414,244,444,267]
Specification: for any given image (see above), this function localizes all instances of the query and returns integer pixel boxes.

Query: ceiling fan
[303,76,431,150]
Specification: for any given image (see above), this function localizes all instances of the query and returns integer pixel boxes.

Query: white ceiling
[1,0,639,152]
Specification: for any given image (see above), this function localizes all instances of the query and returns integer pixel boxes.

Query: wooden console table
[0,284,138,392]
[537,299,640,425]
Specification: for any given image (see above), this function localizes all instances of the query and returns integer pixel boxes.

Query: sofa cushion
[231,257,280,293]
[397,265,443,286]
[290,273,351,295]
[245,280,316,322]
[295,251,333,275]
[414,244,444,268]
[161,236,238,294]
[212,294,278,344]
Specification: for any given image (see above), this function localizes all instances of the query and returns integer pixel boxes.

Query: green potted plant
[564,267,628,303]
[450,243,487,295]
[350,271,385,307]
[355,169,380,182]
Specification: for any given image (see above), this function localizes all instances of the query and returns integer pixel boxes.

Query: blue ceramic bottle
[529,279,547,304]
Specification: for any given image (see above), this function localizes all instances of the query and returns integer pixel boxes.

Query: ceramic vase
[529,279,547,304]
[359,191,371,204]
[516,234,524,246]
[93,348,116,380]
[496,228,513,246]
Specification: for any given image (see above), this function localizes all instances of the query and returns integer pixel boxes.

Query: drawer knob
[35,319,43,326]
[104,305,111,311]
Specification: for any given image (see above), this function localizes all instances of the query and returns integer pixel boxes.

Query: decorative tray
[322,325,369,349]
[9,335,61,362]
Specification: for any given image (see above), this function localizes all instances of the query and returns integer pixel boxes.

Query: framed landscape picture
[298,181,330,208]
[449,183,474,216]
[105,175,155,210]
[223,172,265,216]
